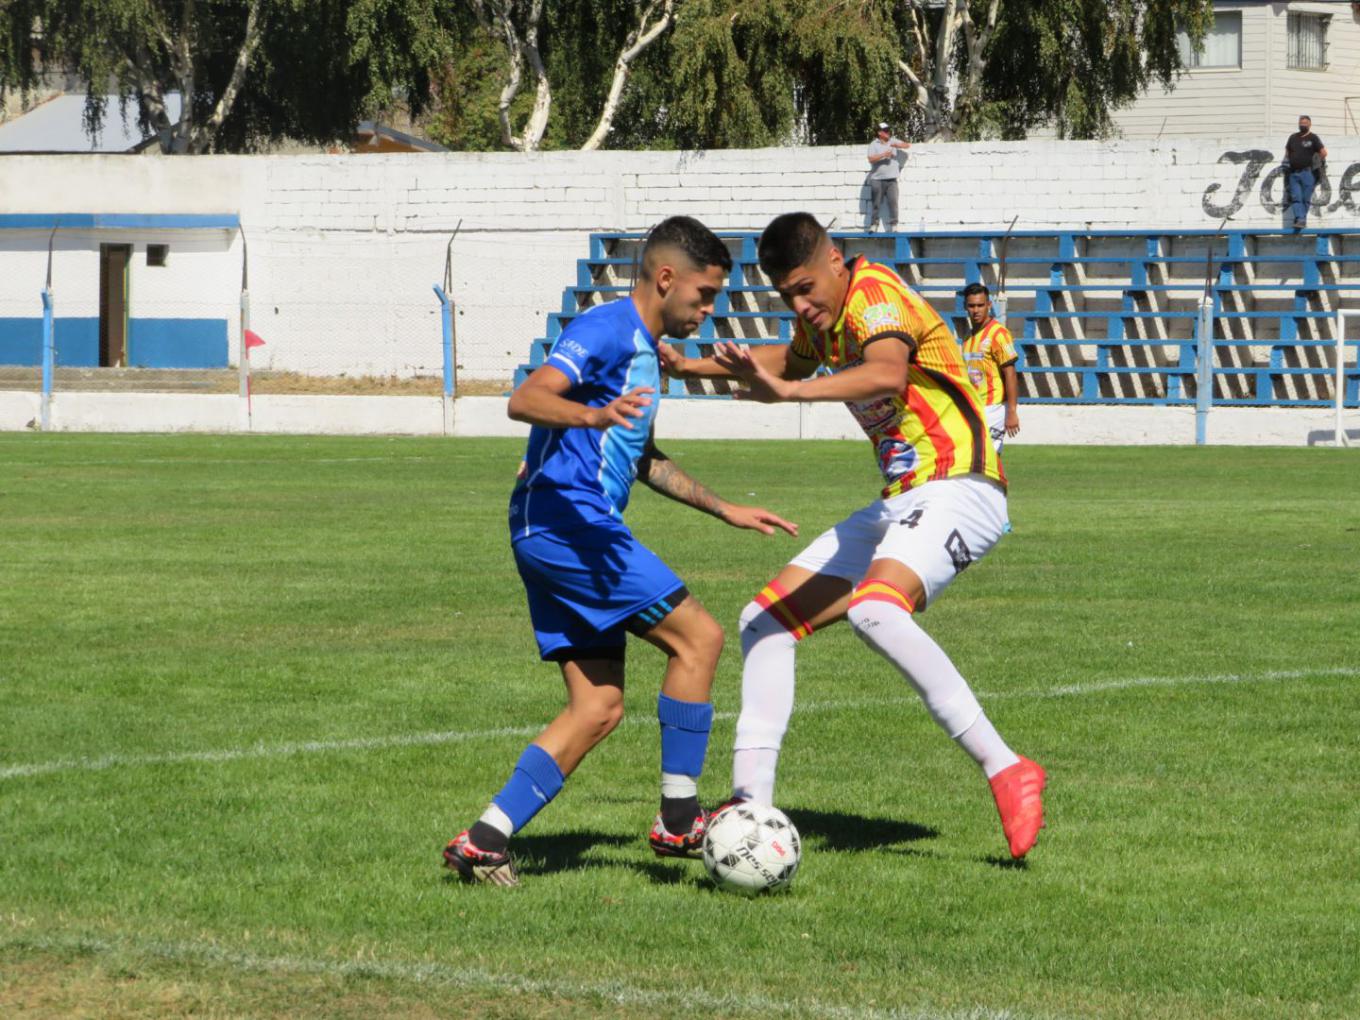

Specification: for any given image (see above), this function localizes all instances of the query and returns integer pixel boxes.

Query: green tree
[0,0,450,153]
[663,0,1214,145]
[428,0,679,152]
[429,0,1213,150]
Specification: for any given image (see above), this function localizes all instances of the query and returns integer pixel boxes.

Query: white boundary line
[4,932,1023,1020]
[2,455,439,467]
[2,666,1355,783]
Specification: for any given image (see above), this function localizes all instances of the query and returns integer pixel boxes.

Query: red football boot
[989,757,1047,859]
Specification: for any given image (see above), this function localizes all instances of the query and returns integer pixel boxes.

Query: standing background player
[961,282,1020,453]
[445,216,797,886]
[661,212,1045,860]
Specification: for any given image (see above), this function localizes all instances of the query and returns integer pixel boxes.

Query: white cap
[876,122,890,131]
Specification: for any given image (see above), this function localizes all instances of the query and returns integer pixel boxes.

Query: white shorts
[986,402,1006,454]
[788,476,1008,608]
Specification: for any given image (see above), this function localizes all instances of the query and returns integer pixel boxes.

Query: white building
[1112,0,1360,141]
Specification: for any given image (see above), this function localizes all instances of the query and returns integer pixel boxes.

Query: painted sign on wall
[1203,150,1360,219]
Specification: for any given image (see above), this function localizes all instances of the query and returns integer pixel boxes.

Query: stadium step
[513,228,1360,408]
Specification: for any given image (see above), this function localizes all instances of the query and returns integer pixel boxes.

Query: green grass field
[2,433,1358,1019]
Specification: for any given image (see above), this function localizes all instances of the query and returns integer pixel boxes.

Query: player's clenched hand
[586,386,653,430]
[713,341,794,403]
[719,503,799,537]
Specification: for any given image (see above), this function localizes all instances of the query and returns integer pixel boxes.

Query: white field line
[3,932,1026,1020]
[3,455,438,467]
[2,666,1356,783]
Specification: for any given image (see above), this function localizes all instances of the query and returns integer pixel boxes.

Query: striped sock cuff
[753,580,814,641]
[849,578,916,614]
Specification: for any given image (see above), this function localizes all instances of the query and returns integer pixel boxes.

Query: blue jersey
[509,298,661,539]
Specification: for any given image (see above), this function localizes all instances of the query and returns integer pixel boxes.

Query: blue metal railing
[518,228,1360,408]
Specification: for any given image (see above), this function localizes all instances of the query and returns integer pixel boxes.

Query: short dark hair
[758,212,828,281]
[962,283,990,299]
[640,216,732,277]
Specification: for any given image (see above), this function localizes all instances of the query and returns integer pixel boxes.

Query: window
[146,244,169,267]
[1178,11,1242,69]
[1287,12,1329,70]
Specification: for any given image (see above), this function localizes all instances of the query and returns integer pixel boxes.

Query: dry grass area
[252,372,511,396]
[0,950,634,1020]
[0,367,512,397]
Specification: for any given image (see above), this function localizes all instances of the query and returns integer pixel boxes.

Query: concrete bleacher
[515,228,1360,409]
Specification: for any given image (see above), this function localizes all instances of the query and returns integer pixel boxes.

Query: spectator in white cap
[866,122,911,232]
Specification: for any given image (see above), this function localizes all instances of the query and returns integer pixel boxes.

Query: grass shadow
[622,857,701,886]
[786,808,938,852]
[480,830,634,877]
[981,853,1029,871]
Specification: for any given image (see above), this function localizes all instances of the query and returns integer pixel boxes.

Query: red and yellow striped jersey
[790,257,1004,497]
[962,318,1018,406]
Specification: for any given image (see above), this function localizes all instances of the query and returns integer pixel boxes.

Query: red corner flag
[245,329,266,350]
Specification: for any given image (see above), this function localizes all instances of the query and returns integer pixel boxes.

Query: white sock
[955,712,1020,779]
[731,597,801,806]
[477,803,513,838]
[846,585,1017,774]
[731,748,780,807]
[661,772,697,799]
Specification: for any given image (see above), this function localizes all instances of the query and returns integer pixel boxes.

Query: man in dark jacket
[1284,116,1327,230]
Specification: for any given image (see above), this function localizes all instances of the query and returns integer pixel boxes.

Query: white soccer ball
[702,802,801,894]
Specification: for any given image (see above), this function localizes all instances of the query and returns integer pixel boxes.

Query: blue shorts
[512,522,687,661]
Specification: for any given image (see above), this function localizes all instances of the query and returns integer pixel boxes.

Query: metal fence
[518,228,1360,437]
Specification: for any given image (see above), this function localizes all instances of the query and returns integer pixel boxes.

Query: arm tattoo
[639,444,726,519]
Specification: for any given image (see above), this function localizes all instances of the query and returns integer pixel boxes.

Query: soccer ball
[702,802,801,894]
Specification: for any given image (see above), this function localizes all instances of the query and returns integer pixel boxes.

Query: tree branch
[479,0,526,149]
[581,0,675,151]
[190,0,263,153]
[126,46,175,153]
[175,0,196,151]
[899,1,941,138]
[518,0,551,151]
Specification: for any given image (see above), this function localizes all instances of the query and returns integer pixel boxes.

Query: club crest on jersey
[860,302,902,333]
[876,437,918,480]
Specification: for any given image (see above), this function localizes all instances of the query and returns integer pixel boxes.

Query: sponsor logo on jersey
[848,395,898,432]
[861,302,903,333]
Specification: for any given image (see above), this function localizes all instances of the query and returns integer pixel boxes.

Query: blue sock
[658,693,714,779]
[490,744,565,835]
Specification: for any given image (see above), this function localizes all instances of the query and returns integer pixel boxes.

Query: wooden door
[99,244,132,367]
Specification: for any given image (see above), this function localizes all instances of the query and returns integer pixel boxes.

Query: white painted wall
[1109,2,1269,140]
[1269,1,1360,140]
[1109,1,1360,142]
[1,138,1358,383]
[1,390,1352,448]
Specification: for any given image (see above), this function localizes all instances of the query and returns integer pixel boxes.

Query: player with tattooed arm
[443,216,797,885]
